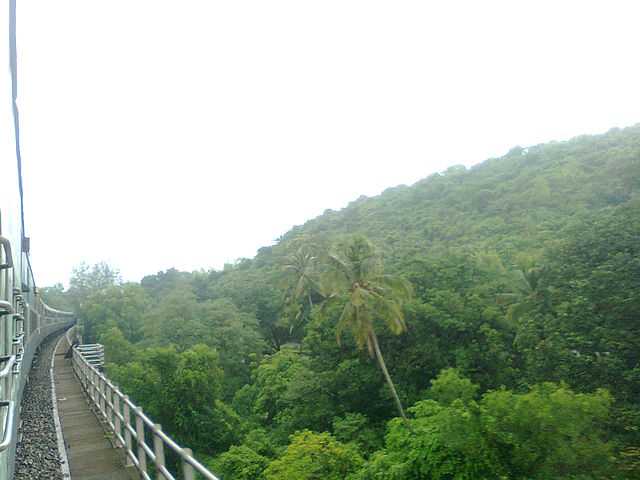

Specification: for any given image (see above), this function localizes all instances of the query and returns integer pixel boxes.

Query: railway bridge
[8,315,223,480]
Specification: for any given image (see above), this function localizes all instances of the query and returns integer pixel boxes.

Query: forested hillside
[44,125,640,479]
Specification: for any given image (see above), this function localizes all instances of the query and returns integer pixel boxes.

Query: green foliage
[109,344,238,455]
[199,299,265,393]
[242,429,278,457]
[49,126,640,478]
[358,400,500,480]
[427,368,478,406]
[69,263,123,342]
[211,445,269,480]
[332,413,382,455]
[248,350,335,440]
[251,350,308,425]
[481,383,614,479]
[264,430,363,480]
[141,286,205,348]
[99,326,136,366]
[359,373,615,480]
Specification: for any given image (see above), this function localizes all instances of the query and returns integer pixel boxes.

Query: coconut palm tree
[283,244,321,307]
[497,264,551,323]
[323,236,412,419]
[281,242,325,334]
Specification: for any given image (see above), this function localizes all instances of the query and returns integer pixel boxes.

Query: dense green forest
[43,125,640,479]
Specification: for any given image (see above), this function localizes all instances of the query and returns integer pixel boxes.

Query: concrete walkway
[53,336,136,480]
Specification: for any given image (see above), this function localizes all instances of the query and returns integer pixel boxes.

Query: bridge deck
[54,336,136,480]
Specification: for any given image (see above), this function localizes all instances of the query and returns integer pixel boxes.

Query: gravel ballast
[14,333,65,480]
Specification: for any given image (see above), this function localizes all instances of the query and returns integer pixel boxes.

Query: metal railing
[75,344,104,368]
[71,345,221,480]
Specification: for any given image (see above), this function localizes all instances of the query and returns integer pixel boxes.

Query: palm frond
[376,298,406,334]
[507,301,535,322]
[377,274,413,300]
[320,292,343,314]
[335,302,354,346]
[496,293,519,305]
[510,269,533,294]
[328,251,354,282]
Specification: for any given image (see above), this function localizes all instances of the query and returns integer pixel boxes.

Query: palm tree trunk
[370,331,407,419]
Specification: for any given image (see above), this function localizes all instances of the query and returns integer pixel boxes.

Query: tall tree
[69,262,121,302]
[264,430,363,480]
[323,236,412,419]
[68,262,122,338]
[497,262,551,324]
[281,241,324,335]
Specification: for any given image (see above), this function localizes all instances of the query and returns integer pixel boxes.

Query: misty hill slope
[275,125,639,266]
[198,124,639,363]
[74,124,639,478]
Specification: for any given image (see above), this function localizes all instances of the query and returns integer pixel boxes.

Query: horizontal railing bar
[41,304,74,315]
[183,455,220,479]
[126,449,140,468]
[125,423,137,439]
[126,448,138,463]
[141,442,155,461]
[157,464,177,480]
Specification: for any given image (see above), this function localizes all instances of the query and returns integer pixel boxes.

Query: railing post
[136,408,147,474]
[104,380,109,422]
[99,376,105,416]
[96,374,101,410]
[114,393,121,444]
[123,396,133,466]
[107,384,113,428]
[81,358,87,386]
[87,367,93,399]
[182,449,195,480]
[91,369,97,403]
[153,424,166,480]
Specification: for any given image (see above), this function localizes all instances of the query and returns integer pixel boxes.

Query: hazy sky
[14,0,640,286]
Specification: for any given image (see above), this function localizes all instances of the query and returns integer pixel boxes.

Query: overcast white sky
[15,0,640,286]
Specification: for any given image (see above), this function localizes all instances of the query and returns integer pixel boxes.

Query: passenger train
[1,2,75,478]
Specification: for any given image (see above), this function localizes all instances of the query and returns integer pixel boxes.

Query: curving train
[1,1,75,478]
